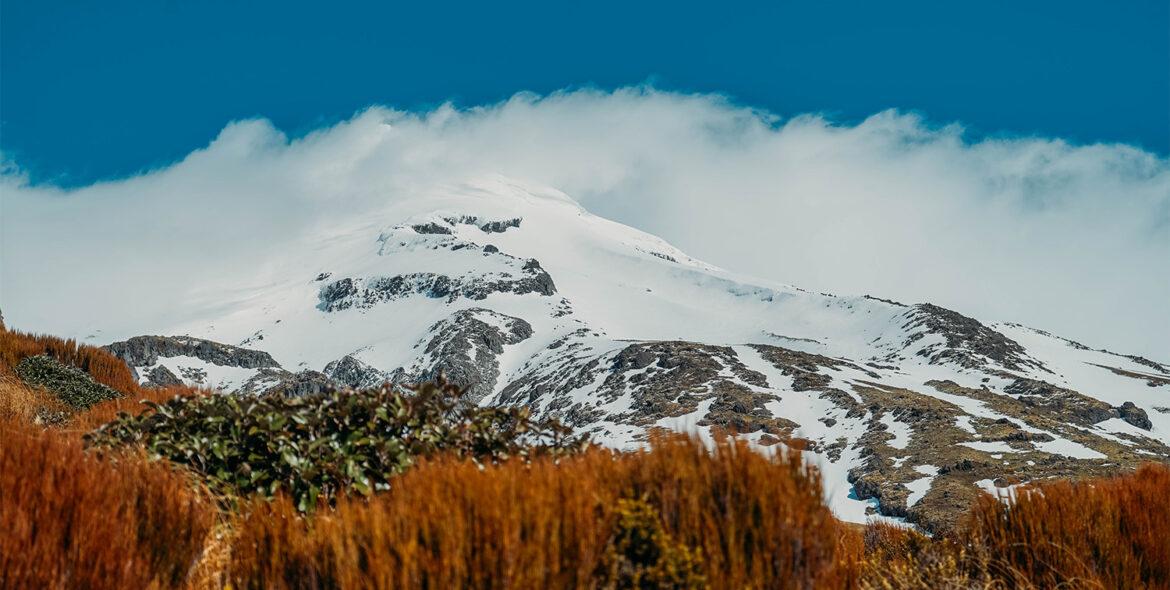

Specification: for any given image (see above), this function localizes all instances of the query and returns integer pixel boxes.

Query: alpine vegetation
[1,323,1168,588]
[86,376,590,511]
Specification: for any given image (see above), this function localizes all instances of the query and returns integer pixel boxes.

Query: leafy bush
[15,354,124,409]
[68,382,208,431]
[86,376,591,511]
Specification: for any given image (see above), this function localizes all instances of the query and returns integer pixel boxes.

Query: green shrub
[85,376,591,511]
[15,354,124,410]
[599,497,708,590]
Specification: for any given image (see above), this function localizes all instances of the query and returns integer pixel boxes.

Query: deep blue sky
[2,0,1167,187]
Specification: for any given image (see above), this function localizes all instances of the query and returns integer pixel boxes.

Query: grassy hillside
[1,323,1167,589]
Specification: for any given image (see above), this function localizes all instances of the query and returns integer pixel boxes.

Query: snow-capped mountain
[102,176,1170,530]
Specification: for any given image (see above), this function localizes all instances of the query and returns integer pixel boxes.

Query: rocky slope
[100,176,1170,531]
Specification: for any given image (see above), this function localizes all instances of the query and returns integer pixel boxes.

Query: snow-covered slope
[101,176,1170,530]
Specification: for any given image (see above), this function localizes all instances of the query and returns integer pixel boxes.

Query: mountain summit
[102,176,1169,530]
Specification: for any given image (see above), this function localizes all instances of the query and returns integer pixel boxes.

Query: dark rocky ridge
[392,309,534,405]
[438,215,523,234]
[411,222,452,235]
[242,369,332,398]
[324,355,392,390]
[318,262,556,312]
[903,304,1046,372]
[104,335,328,397]
[1005,377,1118,425]
[105,335,280,380]
[146,365,183,387]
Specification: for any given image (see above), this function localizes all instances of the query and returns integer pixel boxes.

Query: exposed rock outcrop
[245,369,332,398]
[323,354,393,389]
[105,335,280,373]
[1118,401,1153,430]
[1004,377,1118,425]
[395,309,534,405]
[411,222,452,235]
[145,365,183,387]
[318,262,556,312]
[904,304,1046,372]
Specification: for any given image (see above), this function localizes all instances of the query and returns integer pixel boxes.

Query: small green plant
[15,355,124,410]
[599,497,708,590]
[85,375,591,511]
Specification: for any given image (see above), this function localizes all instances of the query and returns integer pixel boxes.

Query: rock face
[438,215,522,234]
[501,341,786,432]
[105,335,321,397]
[105,335,280,373]
[478,218,522,233]
[1005,378,1118,425]
[318,263,555,311]
[411,222,453,235]
[323,355,392,390]
[1118,402,1153,430]
[244,369,332,398]
[145,365,183,387]
[903,304,1045,372]
[392,308,534,405]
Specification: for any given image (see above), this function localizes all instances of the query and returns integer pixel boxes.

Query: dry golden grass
[0,371,208,434]
[859,521,996,590]
[1,417,1166,590]
[0,420,216,589]
[860,464,1170,590]
[963,463,1170,589]
[0,375,70,424]
[0,328,142,393]
[230,434,861,590]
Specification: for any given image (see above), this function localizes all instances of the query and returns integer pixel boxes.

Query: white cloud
[2,87,1167,358]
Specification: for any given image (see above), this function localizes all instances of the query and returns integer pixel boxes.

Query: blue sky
[2,0,1167,186]
[2,1,1169,358]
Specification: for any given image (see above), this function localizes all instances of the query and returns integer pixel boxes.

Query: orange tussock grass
[962,463,1170,589]
[0,326,212,432]
[0,420,216,589]
[230,434,862,590]
[1,370,208,433]
[0,375,70,424]
[0,328,142,394]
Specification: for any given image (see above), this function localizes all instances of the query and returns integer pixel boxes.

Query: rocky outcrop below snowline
[104,335,327,397]
[391,309,534,405]
[318,262,555,311]
[323,355,393,390]
[240,368,331,398]
[105,335,280,372]
[902,304,1046,372]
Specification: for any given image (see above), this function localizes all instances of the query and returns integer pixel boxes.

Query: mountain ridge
[95,176,1169,531]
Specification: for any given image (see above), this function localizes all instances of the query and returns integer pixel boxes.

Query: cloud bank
[2,87,1168,358]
